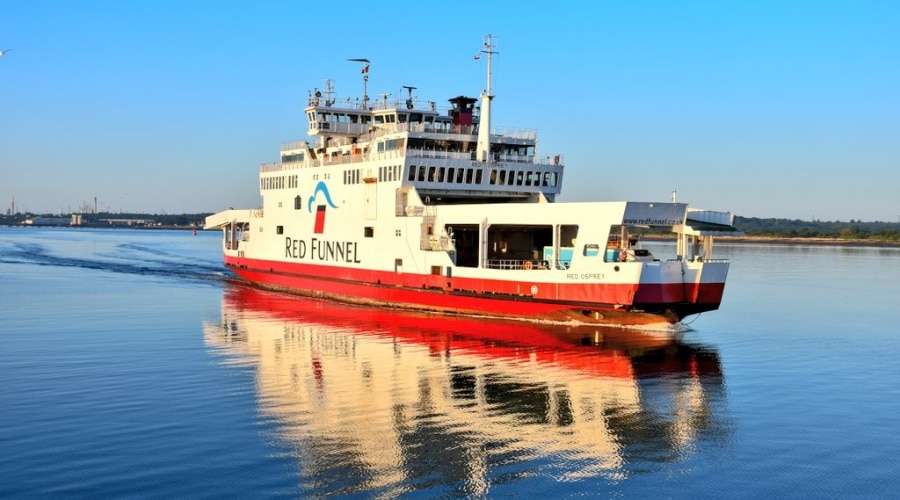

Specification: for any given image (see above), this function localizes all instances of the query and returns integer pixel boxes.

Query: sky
[1,1,898,221]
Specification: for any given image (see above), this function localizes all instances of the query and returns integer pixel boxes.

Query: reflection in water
[204,286,730,496]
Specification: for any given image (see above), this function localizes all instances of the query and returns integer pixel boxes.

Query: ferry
[205,36,739,328]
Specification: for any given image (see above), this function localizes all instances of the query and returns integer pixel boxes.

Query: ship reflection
[204,285,729,495]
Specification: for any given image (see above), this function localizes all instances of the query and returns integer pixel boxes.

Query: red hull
[225,255,724,324]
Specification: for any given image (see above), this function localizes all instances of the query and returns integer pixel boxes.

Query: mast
[476,34,496,162]
[347,58,370,109]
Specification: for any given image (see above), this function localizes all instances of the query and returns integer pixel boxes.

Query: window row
[261,174,298,191]
[378,165,402,182]
[408,165,485,185]
[489,169,558,188]
[343,169,361,185]
[376,138,405,153]
[281,152,305,164]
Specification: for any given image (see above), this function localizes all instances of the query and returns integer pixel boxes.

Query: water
[1,227,899,498]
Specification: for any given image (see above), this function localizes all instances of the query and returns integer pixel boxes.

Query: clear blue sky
[2,1,898,220]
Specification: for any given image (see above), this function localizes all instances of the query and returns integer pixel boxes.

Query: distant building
[24,216,70,226]
[99,218,156,226]
[70,214,83,226]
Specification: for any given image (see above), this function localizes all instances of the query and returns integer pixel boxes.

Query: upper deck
[259,40,563,203]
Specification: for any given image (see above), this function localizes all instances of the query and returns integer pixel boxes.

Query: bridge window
[447,167,455,183]
[456,168,465,183]
[516,171,524,186]
[475,170,483,184]
[418,166,426,182]
[408,165,416,181]
[525,172,533,186]
[438,167,446,182]
[489,169,497,184]
[465,169,474,184]
[428,166,437,182]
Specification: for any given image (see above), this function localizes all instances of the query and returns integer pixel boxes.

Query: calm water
[1,227,899,498]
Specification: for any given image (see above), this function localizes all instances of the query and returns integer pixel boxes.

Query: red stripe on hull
[225,256,724,322]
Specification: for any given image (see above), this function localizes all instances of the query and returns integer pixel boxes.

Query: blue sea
[1,227,899,498]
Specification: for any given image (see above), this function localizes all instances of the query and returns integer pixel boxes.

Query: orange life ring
[523,261,534,270]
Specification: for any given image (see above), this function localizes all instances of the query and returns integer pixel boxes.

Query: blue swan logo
[307,181,338,212]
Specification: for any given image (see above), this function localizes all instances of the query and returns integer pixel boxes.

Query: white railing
[308,122,370,135]
[494,128,537,141]
[485,259,551,270]
[281,140,307,152]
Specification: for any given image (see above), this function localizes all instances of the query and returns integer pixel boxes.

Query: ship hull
[225,255,725,327]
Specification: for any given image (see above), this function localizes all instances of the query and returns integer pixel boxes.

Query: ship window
[516,171,524,186]
[525,172,533,186]
[438,167,446,182]
[456,168,465,183]
[543,172,551,186]
[276,225,284,235]
[475,169,483,184]
[294,196,302,209]
[428,166,436,182]
[386,114,396,123]
[583,244,600,257]
[489,169,497,185]
[465,169,474,184]
[551,173,559,187]
[447,167,455,183]
[398,113,407,123]
[418,166,426,182]
[408,165,416,181]
[375,115,384,124]
[364,226,374,238]
[499,170,507,184]
[377,142,384,153]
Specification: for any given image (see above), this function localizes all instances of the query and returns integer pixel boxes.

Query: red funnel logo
[307,181,338,234]
[314,205,326,234]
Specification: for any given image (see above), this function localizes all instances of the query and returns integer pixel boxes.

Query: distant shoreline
[644,235,900,248]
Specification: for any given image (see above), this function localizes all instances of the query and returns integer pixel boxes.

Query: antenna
[402,85,417,109]
[672,187,677,203]
[347,58,370,109]
[323,79,335,106]
[379,92,391,108]
[480,34,497,97]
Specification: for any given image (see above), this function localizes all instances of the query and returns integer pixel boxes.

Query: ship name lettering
[285,236,361,264]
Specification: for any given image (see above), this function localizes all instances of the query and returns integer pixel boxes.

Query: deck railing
[485,259,551,270]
